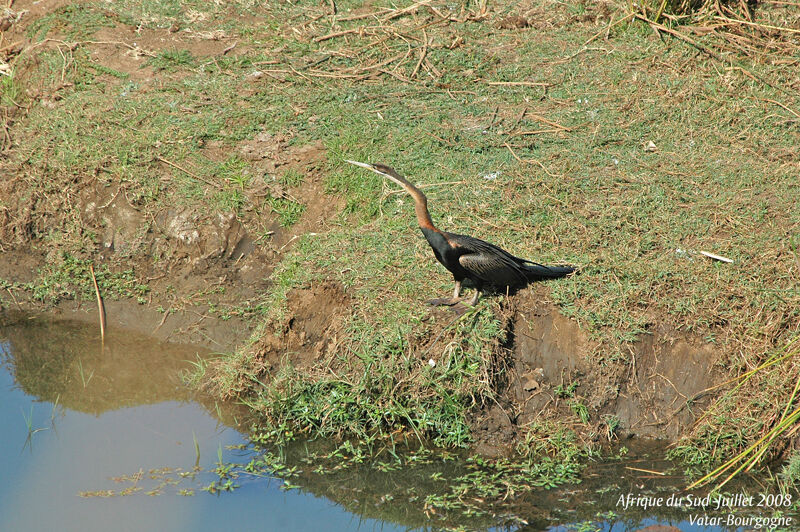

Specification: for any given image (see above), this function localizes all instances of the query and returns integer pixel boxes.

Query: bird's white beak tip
[344,159,372,169]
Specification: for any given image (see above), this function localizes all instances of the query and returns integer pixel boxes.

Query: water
[0,312,794,531]
[0,312,404,532]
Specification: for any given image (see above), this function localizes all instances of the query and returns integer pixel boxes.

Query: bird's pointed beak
[344,159,374,171]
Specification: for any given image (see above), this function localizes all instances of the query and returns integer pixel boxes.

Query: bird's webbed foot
[448,303,470,316]
[428,281,466,307]
[427,297,463,307]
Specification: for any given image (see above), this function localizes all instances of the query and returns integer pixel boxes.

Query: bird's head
[345,159,433,229]
[345,160,408,189]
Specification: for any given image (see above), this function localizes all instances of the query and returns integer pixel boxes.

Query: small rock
[498,15,529,29]
[644,140,657,152]
[523,378,539,392]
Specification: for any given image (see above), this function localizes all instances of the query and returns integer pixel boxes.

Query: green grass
[21,253,150,304]
[148,49,197,72]
[3,0,800,499]
[215,303,504,448]
[26,4,115,41]
[0,74,25,107]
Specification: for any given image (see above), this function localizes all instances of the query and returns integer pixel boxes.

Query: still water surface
[0,311,783,531]
[0,312,403,532]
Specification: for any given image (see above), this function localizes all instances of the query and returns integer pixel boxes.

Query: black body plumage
[422,228,574,291]
[346,160,574,306]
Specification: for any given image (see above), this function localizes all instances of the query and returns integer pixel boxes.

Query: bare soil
[1,133,336,350]
[0,0,727,452]
[468,286,720,455]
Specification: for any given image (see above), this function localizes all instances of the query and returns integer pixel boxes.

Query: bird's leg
[467,289,481,306]
[449,286,480,315]
[427,280,463,306]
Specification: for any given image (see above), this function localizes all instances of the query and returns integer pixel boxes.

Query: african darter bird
[346,160,574,308]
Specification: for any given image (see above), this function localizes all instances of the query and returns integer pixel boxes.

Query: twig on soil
[509,128,565,136]
[1,111,11,150]
[411,29,429,79]
[714,14,800,35]
[314,29,359,43]
[530,114,572,131]
[428,4,459,22]
[503,143,560,178]
[625,466,666,476]
[699,250,734,263]
[278,233,318,252]
[423,131,454,146]
[335,9,393,22]
[97,187,123,210]
[156,157,222,190]
[584,12,634,46]
[153,306,171,334]
[632,13,725,62]
[221,41,237,55]
[420,310,471,360]
[89,264,106,345]
[554,46,611,65]
[0,40,22,53]
[633,14,795,96]
[381,0,432,22]
[484,80,550,87]
[5,287,22,310]
[761,98,800,120]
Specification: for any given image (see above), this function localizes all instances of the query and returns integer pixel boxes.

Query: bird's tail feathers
[523,263,575,280]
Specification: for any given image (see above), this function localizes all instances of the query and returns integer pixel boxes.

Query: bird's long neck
[388,173,437,232]
[411,190,436,231]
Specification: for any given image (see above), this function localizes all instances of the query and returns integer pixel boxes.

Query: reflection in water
[3,312,203,414]
[0,312,404,532]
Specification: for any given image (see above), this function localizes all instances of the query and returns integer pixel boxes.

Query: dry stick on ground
[714,14,800,35]
[4,287,22,310]
[484,80,550,87]
[336,9,393,22]
[0,40,22,53]
[584,12,635,46]
[411,29,429,79]
[633,13,726,61]
[156,157,222,190]
[315,1,435,43]
[510,128,565,136]
[503,142,560,178]
[314,28,359,43]
[221,41,237,55]
[89,264,106,345]
[427,4,459,22]
[633,13,796,97]
[381,0,432,22]
[527,113,571,131]
[761,97,800,120]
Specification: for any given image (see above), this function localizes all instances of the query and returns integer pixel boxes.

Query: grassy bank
[2,0,799,496]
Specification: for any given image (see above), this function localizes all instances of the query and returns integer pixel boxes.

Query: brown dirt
[0,134,336,351]
[0,0,343,373]
[469,286,722,455]
[252,281,350,373]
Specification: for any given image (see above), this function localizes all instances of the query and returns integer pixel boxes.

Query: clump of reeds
[687,335,800,491]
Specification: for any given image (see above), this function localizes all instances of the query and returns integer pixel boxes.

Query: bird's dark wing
[447,233,529,286]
